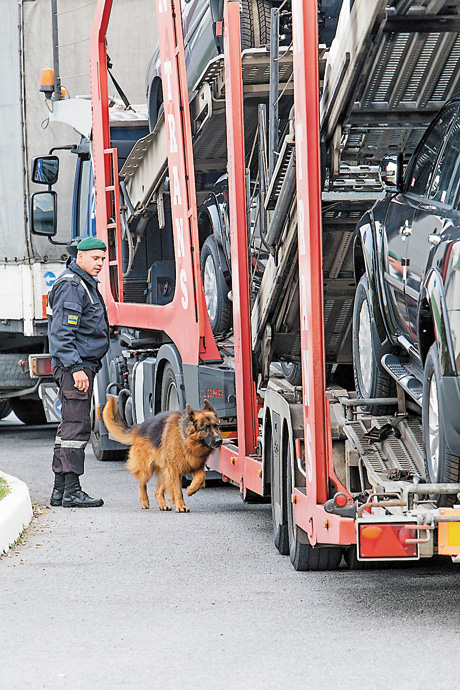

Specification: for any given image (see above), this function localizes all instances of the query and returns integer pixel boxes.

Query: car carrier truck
[36,0,460,569]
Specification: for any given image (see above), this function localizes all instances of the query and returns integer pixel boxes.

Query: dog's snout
[213,437,223,449]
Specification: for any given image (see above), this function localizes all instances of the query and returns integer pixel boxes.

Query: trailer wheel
[287,445,342,571]
[161,364,182,411]
[201,235,232,337]
[422,343,460,507]
[10,399,46,426]
[0,400,11,420]
[352,274,394,414]
[267,420,289,555]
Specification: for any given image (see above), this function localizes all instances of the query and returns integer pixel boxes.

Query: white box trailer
[0,0,71,423]
[0,0,156,424]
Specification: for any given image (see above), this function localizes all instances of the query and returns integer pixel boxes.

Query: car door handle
[428,232,441,246]
[399,220,412,238]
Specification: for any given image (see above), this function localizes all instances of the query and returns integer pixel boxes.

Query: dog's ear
[203,399,215,414]
[186,403,195,420]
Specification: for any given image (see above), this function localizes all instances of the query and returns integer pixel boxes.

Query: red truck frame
[89,0,356,558]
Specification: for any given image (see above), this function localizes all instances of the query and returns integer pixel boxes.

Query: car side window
[429,114,460,206]
[406,103,458,197]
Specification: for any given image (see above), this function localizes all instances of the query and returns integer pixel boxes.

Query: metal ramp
[323,0,460,186]
[343,413,425,494]
[119,48,295,223]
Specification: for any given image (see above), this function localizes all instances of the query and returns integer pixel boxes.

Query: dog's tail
[102,396,136,445]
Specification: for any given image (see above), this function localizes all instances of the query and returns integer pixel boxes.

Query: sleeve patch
[67,314,79,326]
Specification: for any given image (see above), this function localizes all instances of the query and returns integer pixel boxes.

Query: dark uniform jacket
[47,263,110,373]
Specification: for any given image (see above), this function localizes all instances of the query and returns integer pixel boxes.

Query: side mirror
[30,191,57,236]
[31,155,59,185]
[379,153,403,191]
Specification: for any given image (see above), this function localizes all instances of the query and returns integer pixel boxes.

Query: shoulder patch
[67,314,79,326]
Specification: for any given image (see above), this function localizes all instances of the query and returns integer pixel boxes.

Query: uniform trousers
[52,366,95,476]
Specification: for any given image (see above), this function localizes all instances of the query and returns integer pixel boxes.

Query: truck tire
[10,399,47,426]
[0,400,11,420]
[240,0,272,49]
[90,427,127,462]
[352,274,394,414]
[201,235,232,337]
[161,364,182,411]
[422,343,460,507]
[286,443,342,571]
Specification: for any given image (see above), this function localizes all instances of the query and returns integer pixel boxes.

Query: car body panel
[355,97,460,456]
[358,97,460,363]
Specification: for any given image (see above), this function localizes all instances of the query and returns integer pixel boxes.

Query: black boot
[62,473,104,508]
[50,473,65,506]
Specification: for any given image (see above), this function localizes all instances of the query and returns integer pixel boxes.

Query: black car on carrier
[353,95,460,503]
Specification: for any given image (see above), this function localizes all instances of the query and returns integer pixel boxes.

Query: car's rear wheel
[201,235,232,337]
[352,274,394,413]
[422,343,460,507]
[281,362,302,386]
[240,0,272,48]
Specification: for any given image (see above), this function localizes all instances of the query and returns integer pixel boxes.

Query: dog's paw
[159,504,172,511]
[187,484,203,496]
[176,505,190,513]
[140,501,150,509]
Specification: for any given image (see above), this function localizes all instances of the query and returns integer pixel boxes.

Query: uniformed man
[47,237,110,508]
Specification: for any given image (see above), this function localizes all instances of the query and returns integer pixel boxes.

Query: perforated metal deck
[344,414,425,491]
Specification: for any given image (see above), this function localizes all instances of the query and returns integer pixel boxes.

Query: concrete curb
[0,471,33,554]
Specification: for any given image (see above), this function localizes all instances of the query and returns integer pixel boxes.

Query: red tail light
[29,355,53,378]
[358,522,419,560]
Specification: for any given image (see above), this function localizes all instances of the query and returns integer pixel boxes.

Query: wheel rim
[427,373,440,481]
[358,300,373,394]
[203,255,218,323]
[164,381,180,411]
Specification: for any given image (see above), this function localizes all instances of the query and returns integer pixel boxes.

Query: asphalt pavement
[1,414,460,690]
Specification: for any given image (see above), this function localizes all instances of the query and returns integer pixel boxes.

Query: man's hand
[73,370,89,393]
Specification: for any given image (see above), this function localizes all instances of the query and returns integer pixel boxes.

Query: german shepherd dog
[102,397,222,512]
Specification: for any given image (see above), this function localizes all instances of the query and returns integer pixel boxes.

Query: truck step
[381,354,423,405]
[343,415,425,494]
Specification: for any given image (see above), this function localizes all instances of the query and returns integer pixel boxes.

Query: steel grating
[344,415,425,489]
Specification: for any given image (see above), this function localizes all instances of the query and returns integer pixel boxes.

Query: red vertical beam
[292,0,328,506]
[224,0,258,457]
[90,0,220,363]
[89,0,118,323]
[156,0,217,359]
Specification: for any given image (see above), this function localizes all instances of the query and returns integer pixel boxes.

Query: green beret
[77,237,107,251]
